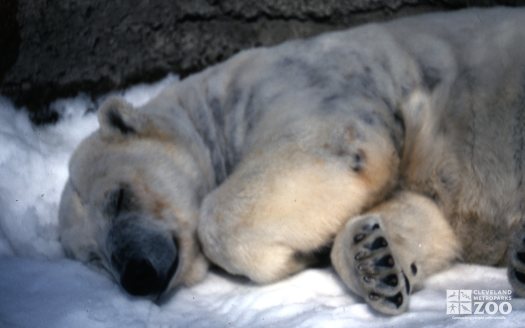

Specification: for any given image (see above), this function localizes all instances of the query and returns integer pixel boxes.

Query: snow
[1,75,524,327]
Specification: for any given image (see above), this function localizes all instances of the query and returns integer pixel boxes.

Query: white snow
[1,75,524,327]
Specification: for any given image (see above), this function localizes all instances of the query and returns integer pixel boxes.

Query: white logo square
[459,290,472,302]
[447,302,459,314]
[447,290,459,302]
[459,302,472,314]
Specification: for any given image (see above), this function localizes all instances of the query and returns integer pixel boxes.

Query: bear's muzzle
[106,214,179,296]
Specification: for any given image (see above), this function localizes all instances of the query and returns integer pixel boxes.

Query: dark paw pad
[385,292,404,308]
[376,254,395,268]
[382,274,399,287]
[403,272,411,294]
[410,262,418,275]
[368,237,388,250]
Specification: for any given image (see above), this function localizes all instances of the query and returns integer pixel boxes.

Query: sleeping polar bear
[59,8,525,315]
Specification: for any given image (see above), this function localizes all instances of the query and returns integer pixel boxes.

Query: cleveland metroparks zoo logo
[446,289,513,319]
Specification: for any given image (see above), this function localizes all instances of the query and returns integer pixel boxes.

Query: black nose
[120,258,164,296]
[117,250,179,296]
[107,215,179,296]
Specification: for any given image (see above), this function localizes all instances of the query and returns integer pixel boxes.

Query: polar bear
[59,8,525,314]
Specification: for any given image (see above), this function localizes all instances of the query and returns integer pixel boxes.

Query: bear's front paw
[508,227,525,296]
[339,215,411,315]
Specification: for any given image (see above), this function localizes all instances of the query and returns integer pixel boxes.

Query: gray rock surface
[1,0,524,123]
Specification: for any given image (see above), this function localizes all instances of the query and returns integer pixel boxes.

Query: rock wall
[1,0,524,123]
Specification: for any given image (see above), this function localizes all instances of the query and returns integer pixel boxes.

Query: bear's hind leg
[331,191,460,315]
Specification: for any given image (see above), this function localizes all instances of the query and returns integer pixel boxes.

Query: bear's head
[58,97,210,297]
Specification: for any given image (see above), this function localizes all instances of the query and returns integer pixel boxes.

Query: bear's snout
[107,214,179,296]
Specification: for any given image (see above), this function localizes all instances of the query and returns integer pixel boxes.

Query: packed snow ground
[1,76,524,328]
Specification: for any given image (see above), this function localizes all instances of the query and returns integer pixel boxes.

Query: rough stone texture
[0,0,19,84]
[1,0,525,123]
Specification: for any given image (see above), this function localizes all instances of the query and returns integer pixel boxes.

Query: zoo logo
[446,289,513,317]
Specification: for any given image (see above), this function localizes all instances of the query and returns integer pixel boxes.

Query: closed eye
[105,184,135,218]
[115,187,125,216]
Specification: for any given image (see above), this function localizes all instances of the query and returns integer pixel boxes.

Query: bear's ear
[97,97,146,138]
